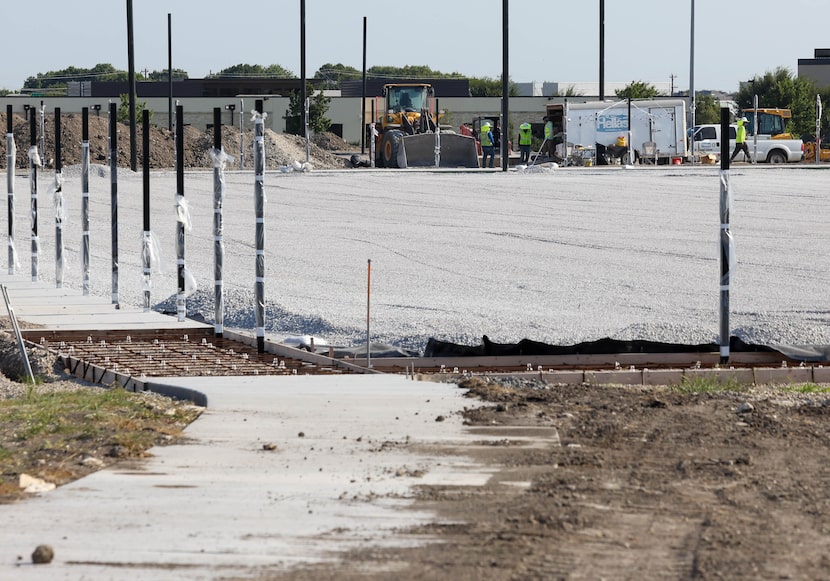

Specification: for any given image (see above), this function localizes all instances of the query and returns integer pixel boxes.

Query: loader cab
[742,108,791,138]
[385,85,431,113]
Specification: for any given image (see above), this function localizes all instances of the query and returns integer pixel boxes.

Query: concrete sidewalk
[0,275,508,580]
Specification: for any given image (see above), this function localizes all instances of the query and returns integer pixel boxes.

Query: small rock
[435,415,446,422]
[80,456,105,469]
[19,474,56,494]
[262,443,277,451]
[737,402,754,414]
[298,432,305,438]
[31,544,54,564]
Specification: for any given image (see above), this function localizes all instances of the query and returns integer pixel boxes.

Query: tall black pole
[213,107,224,337]
[599,0,605,101]
[55,107,64,288]
[501,0,509,172]
[29,111,38,281]
[176,104,186,321]
[719,107,732,364]
[142,108,151,311]
[6,104,15,275]
[127,0,137,172]
[81,107,90,295]
[300,0,307,150]
[109,102,119,306]
[253,100,266,353]
[361,16,367,155]
[168,13,173,132]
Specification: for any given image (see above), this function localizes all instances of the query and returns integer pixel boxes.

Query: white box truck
[545,99,688,165]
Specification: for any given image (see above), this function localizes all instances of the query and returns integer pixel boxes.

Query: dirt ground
[254,376,830,581]
[0,112,354,170]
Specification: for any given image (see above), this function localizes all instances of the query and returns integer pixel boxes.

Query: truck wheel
[767,150,787,164]
[382,130,403,168]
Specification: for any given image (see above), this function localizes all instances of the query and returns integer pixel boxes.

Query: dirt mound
[0,112,351,171]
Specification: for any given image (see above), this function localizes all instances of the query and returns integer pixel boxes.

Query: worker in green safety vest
[518,122,532,164]
[480,122,495,168]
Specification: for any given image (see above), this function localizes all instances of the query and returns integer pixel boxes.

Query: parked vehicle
[691,124,803,164]
[544,99,688,165]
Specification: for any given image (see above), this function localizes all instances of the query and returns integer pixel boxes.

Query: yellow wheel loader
[374,84,478,168]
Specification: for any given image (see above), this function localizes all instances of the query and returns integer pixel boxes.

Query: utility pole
[670,74,677,96]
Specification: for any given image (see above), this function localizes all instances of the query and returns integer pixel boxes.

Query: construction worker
[518,122,532,164]
[480,122,495,168]
[730,116,752,163]
[543,116,555,158]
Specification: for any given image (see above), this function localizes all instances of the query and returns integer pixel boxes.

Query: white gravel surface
[8,164,830,353]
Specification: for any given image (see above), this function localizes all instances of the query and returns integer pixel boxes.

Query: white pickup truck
[691,124,803,164]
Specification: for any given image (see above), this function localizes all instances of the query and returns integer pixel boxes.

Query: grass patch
[0,386,203,501]
[781,383,830,394]
[670,375,748,394]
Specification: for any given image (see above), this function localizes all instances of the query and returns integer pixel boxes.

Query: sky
[2,0,828,93]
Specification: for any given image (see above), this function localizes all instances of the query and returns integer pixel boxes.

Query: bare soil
[255,377,830,580]
[0,112,354,170]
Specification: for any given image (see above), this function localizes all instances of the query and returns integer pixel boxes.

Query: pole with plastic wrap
[28,113,40,282]
[53,108,65,288]
[239,98,244,170]
[434,98,441,168]
[304,97,310,164]
[109,102,119,306]
[719,107,733,364]
[366,259,371,368]
[175,104,189,322]
[254,101,266,353]
[81,107,90,294]
[141,109,152,312]
[7,105,16,275]
[816,94,822,164]
[212,107,225,337]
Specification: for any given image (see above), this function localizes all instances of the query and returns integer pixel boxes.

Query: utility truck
[544,99,688,165]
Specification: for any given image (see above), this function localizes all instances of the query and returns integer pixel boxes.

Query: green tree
[212,64,295,78]
[616,81,662,99]
[735,67,818,138]
[366,65,463,80]
[693,93,721,125]
[284,85,331,135]
[469,76,519,97]
[314,63,361,89]
[147,69,189,82]
[116,93,151,124]
[24,63,127,90]
[550,85,584,97]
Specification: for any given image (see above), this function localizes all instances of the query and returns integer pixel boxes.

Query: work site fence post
[28,113,40,282]
[175,104,187,322]
[253,101,266,353]
[81,107,90,294]
[54,107,64,288]
[141,109,151,312]
[366,258,371,368]
[719,107,733,364]
[212,107,225,337]
[109,102,119,306]
[7,104,16,275]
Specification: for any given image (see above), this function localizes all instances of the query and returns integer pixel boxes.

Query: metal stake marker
[253,101,266,353]
[212,107,224,337]
[29,113,39,282]
[109,102,119,306]
[6,105,15,275]
[719,107,733,364]
[142,109,151,312]
[81,107,90,294]
[176,104,186,322]
[55,107,64,288]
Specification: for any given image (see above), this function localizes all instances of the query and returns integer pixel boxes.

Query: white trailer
[545,99,688,165]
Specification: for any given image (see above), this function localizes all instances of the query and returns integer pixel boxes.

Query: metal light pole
[689,0,695,165]
[127,0,137,171]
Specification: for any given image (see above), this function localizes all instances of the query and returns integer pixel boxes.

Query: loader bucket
[399,133,479,168]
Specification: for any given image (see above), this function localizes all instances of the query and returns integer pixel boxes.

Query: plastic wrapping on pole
[141,231,153,311]
[6,133,14,275]
[52,172,65,288]
[28,146,40,282]
[434,127,441,168]
[212,147,227,336]
[109,102,119,306]
[369,123,377,168]
[254,114,266,353]
[82,141,90,294]
[719,169,733,362]
[175,195,194,322]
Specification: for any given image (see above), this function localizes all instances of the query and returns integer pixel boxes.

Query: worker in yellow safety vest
[480,122,495,168]
[543,116,555,158]
[730,116,752,164]
[518,122,532,164]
